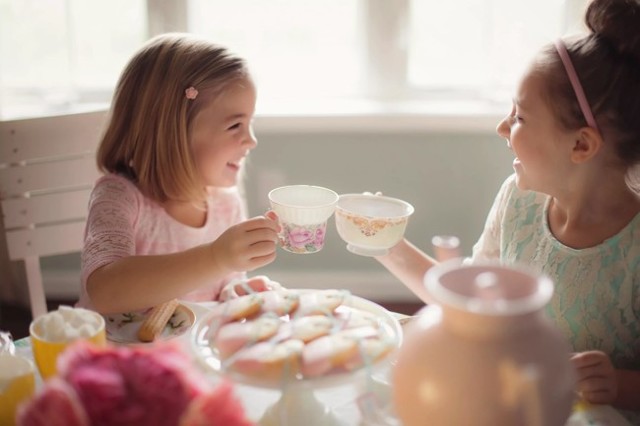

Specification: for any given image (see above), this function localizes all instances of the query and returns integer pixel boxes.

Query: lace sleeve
[81,175,140,287]
[469,174,515,263]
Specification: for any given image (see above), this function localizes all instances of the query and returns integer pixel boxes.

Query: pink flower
[288,227,314,248]
[313,226,326,246]
[180,381,253,426]
[62,343,199,426]
[17,378,89,426]
[185,87,198,100]
[18,341,254,426]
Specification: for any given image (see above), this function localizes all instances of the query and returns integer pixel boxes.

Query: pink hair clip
[185,86,198,100]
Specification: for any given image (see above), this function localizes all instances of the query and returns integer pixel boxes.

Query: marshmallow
[35,306,101,342]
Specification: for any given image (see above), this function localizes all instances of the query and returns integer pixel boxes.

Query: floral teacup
[268,185,338,254]
[335,193,414,257]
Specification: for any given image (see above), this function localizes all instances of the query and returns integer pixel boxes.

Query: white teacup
[268,185,339,254]
[335,193,414,256]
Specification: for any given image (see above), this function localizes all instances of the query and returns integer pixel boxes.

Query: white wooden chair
[0,110,107,319]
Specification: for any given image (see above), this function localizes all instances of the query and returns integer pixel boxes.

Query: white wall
[33,126,513,303]
[244,130,513,302]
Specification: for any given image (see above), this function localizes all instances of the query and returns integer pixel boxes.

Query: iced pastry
[228,339,305,380]
[293,289,347,317]
[215,316,281,358]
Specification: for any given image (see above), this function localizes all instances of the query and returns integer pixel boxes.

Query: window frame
[0,0,588,133]
[147,0,586,133]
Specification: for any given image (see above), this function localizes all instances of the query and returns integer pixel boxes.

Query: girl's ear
[570,127,602,164]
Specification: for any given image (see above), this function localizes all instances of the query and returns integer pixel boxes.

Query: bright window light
[0,0,146,116]
[408,0,567,99]
[0,0,587,118]
[188,0,364,101]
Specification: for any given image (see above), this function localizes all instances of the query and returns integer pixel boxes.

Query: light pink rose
[313,227,326,246]
[288,227,314,248]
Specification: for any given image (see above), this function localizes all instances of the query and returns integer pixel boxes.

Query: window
[188,0,364,101]
[409,0,567,98]
[0,0,588,119]
[0,0,147,117]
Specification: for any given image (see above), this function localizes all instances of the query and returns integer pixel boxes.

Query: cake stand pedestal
[259,385,346,426]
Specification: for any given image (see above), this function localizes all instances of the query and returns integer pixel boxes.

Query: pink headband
[554,40,599,132]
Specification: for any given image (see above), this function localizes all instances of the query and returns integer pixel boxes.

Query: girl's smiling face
[190,77,258,188]
[496,68,576,195]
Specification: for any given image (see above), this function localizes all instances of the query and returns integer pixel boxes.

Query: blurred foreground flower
[18,341,254,426]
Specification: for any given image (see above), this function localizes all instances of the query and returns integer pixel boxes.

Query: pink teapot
[393,261,576,426]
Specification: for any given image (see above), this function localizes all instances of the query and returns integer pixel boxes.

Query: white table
[14,302,629,426]
[14,302,383,426]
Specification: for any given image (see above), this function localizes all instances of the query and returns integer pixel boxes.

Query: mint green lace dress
[470,174,640,424]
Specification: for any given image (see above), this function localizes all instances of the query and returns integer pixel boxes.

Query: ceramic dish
[189,291,402,390]
[105,303,196,344]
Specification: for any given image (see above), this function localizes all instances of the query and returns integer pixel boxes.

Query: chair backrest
[0,109,107,319]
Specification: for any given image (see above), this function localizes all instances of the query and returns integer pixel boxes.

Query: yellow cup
[0,354,36,426]
[29,308,106,380]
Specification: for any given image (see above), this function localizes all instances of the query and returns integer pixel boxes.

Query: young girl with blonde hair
[79,33,280,314]
[377,0,640,421]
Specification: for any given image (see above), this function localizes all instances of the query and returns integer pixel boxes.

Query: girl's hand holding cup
[211,213,281,272]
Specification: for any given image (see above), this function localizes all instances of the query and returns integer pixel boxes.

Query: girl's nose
[496,116,510,140]
[244,126,258,149]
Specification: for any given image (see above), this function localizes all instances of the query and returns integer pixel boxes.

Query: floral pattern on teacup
[339,212,406,237]
[280,222,327,253]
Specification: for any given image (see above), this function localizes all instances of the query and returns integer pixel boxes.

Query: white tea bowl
[335,193,414,256]
[268,185,339,254]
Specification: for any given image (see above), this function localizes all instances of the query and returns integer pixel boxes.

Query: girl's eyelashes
[507,107,522,124]
[226,116,254,132]
[508,103,523,124]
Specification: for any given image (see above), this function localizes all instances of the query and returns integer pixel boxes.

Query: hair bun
[586,0,640,63]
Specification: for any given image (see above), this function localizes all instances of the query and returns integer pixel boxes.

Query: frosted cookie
[301,326,381,377]
[273,315,334,343]
[210,294,262,323]
[343,337,394,371]
[215,316,282,358]
[333,306,380,330]
[257,290,300,316]
[301,334,358,378]
[229,338,305,380]
[293,290,348,317]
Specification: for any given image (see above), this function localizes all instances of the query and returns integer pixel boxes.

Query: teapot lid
[424,260,554,316]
